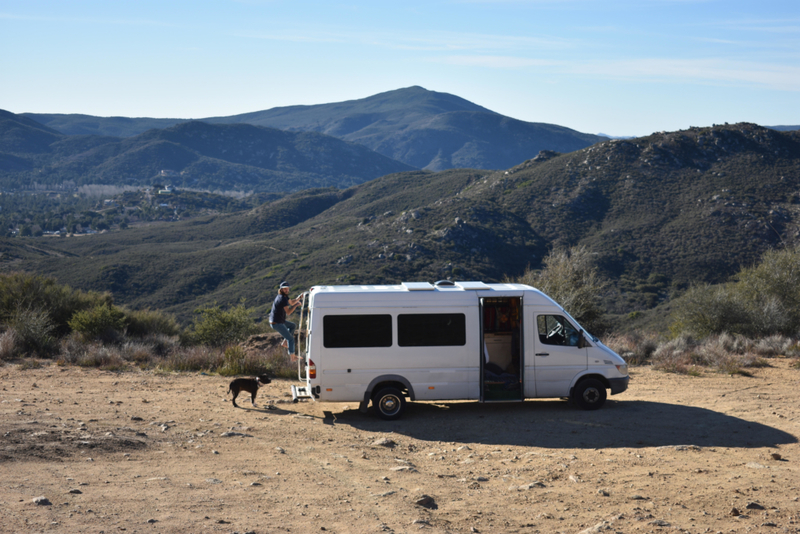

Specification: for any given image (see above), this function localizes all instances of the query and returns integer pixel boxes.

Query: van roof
[308,281,560,308]
[311,281,534,293]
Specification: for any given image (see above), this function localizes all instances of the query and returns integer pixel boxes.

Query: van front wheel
[573,379,607,410]
[373,387,406,420]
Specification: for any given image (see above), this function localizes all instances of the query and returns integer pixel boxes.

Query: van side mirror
[577,330,588,349]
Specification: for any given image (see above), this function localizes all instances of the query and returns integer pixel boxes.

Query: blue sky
[1,0,798,137]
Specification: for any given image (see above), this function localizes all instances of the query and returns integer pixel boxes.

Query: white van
[291,281,629,420]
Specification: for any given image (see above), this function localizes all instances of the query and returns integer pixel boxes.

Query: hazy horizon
[2,0,798,138]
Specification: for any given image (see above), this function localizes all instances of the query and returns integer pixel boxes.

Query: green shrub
[670,246,800,338]
[218,344,271,376]
[736,246,800,326]
[188,301,259,347]
[5,306,58,357]
[0,272,111,337]
[123,308,181,338]
[68,305,127,343]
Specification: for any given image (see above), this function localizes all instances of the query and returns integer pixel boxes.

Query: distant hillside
[18,112,187,138]
[10,123,800,330]
[0,112,414,191]
[769,125,800,132]
[24,86,606,171]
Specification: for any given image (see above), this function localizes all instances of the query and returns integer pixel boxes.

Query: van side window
[323,315,392,348]
[398,313,466,347]
[537,315,580,346]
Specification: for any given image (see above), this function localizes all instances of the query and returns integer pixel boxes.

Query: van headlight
[615,364,628,376]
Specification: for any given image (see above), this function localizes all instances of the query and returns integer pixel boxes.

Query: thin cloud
[0,12,173,27]
[433,55,561,68]
[238,26,576,53]
[429,53,800,92]
[579,58,800,91]
[690,17,800,34]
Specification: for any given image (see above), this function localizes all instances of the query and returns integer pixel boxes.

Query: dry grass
[160,345,224,372]
[0,329,18,361]
[651,333,779,375]
[602,331,660,365]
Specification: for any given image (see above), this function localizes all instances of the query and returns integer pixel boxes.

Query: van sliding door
[480,297,523,402]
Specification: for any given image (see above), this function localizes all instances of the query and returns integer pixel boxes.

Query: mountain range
[6,122,799,332]
[0,109,413,192]
[21,86,606,172]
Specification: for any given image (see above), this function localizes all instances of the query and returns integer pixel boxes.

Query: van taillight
[308,359,316,379]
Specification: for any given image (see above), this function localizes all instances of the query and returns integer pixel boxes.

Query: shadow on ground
[323,399,797,449]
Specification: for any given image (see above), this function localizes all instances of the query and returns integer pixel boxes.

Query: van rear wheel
[573,379,607,410]
[373,387,406,420]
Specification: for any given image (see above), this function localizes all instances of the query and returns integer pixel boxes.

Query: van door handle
[535,353,549,356]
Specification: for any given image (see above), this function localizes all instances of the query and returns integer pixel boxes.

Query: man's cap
[279,281,290,289]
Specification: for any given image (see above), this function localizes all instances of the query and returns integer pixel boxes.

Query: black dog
[228,375,271,408]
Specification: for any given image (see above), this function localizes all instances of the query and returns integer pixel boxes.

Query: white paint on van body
[301,282,628,411]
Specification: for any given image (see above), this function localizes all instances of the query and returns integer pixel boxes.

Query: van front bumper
[608,376,629,395]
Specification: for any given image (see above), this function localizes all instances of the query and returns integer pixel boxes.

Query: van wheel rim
[583,388,600,403]
[380,396,399,414]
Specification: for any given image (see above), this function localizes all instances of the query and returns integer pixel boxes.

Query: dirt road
[2,360,799,533]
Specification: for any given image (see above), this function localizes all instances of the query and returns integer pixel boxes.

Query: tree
[513,246,608,334]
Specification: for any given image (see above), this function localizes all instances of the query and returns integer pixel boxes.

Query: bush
[651,333,772,375]
[75,344,126,370]
[5,306,58,357]
[670,246,800,338]
[160,345,224,372]
[119,340,158,366]
[669,284,751,338]
[0,329,18,361]
[218,344,275,376]
[188,301,259,347]
[513,246,608,334]
[602,331,659,365]
[0,272,111,337]
[68,305,127,343]
[123,308,181,338]
[651,334,698,374]
[736,246,800,325]
[262,345,299,379]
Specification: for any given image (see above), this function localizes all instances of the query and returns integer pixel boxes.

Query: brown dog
[228,375,271,408]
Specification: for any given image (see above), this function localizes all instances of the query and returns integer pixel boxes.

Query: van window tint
[323,315,392,348]
[398,313,466,347]
[537,315,580,346]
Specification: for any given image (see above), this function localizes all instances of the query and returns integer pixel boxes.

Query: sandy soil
[2,359,800,534]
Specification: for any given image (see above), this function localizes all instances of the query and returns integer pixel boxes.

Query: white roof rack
[401,281,435,291]
[455,281,492,290]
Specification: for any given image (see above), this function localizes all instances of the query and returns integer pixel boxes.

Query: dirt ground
[2,359,800,534]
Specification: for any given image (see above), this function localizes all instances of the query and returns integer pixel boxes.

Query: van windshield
[559,309,598,342]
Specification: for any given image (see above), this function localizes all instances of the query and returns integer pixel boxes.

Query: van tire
[573,379,607,410]
[373,387,406,420]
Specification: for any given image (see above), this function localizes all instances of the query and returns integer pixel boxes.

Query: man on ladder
[269,281,302,361]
